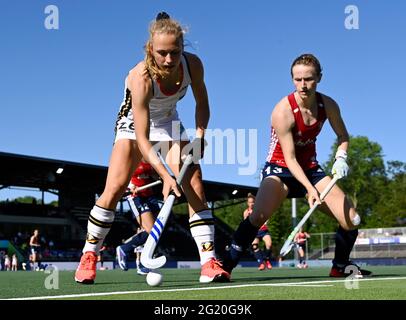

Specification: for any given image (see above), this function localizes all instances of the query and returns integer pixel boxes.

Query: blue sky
[1,0,405,201]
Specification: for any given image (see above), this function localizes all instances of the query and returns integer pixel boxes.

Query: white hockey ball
[146,270,163,287]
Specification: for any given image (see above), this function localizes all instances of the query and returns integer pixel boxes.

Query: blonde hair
[247,193,256,201]
[144,13,185,80]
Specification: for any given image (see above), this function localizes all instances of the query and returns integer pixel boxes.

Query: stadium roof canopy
[0,151,258,204]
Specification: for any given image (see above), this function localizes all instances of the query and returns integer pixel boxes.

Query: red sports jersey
[129,162,155,197]
[266,92,326,170]
[296,232,308,244]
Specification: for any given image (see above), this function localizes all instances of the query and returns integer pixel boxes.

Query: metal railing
[304,227,406,260]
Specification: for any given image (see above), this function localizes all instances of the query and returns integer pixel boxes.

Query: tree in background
[213,199,247,231]
[214,135,405,249]
[323,136,387,228]
[368,160,406,227]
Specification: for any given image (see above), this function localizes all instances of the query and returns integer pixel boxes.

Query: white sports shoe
[137,267,150,275]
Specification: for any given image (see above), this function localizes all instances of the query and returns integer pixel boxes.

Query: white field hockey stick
[141,153,194,269]
[124,180,162,197]
[279,175,340,257]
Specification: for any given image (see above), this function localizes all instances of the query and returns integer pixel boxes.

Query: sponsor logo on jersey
[295,138,315,147]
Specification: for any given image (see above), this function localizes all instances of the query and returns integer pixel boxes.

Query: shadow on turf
[231,275,328,282]
[91,278,214,288]
[86,270,405,287]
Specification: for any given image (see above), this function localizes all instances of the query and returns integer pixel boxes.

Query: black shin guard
[226,218,259,270]
[120,231,148,254]
[264,249,272,261]
[254,250,264,263]
[333,226,358,266]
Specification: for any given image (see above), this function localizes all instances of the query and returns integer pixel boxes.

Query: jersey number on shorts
[119,122,134,131]
[264,166,283,176]
[141,203,150,212]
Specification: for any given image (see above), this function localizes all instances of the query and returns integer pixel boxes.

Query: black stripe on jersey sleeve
[182,53,193,83]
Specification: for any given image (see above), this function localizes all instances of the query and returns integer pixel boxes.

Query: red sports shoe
[266,260,273,270]
[200,258,230,283]
[329,263,372,278]
[75,251,97,284]
[258,262,265,270]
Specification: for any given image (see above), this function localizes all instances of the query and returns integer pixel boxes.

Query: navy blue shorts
[126,195,160,219]
[295,242,307,250]
[30,246,41,255]
[257,229,271,239]
[261,162,326,198]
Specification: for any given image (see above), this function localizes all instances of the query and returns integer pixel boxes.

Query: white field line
[5,276,406,300]
[280,284,334,287]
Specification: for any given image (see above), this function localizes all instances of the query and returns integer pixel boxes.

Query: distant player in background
[98,245,107,270]
[29,229,42,271]
[11,254,18,271]
[4,254,11,271]
[243,193,273,270]
[294,228,310,268]
[116,160,161,274]
[0,250,5,271]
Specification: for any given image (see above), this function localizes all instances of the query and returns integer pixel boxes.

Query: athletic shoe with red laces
[266,260,272,270]
[258,262,266,271]
[329,262,372,278]
[200,258,230,283]
[75,251,97,284]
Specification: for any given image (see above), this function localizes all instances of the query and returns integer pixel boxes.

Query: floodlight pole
[292,198,298,261]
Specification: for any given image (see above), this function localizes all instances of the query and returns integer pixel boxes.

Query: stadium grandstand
[306,227,406,265]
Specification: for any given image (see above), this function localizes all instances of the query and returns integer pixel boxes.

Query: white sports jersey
[114,54,192,142]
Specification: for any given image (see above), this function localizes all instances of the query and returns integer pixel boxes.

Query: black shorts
[261,162,326,198]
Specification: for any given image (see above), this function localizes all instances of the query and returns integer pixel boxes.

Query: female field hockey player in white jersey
[75,12,230,284]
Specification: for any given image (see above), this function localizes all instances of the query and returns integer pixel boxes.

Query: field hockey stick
[123,180,162,197]
[279,175,340,257]
[141,153,194,269]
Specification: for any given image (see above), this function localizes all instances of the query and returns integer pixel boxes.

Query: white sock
[82,205,114,254]
[189,210,216,265]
